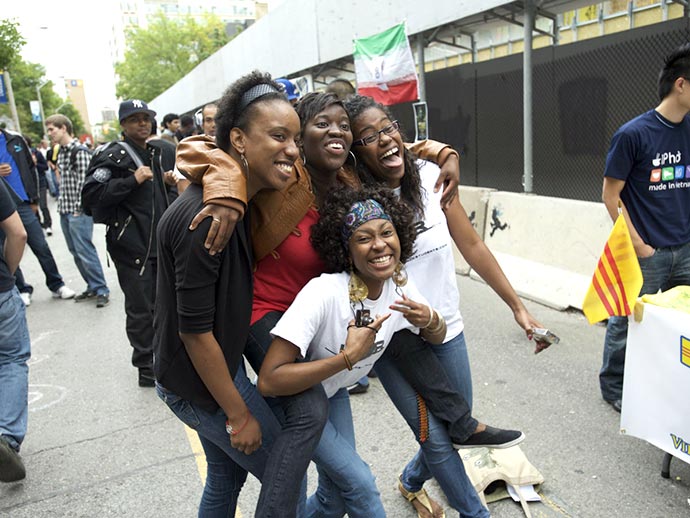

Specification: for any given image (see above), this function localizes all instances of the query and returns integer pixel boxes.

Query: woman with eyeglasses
[345,94,551,518]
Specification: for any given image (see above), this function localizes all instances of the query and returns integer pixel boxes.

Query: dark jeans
[156,362,313,518]
[382,329,477,443]
[600,242,690,401]
[0,202,64,294]
[112,257,156,370]
[37,182,52,229]
[246,311,329,518]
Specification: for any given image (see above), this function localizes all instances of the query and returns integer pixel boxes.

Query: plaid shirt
[56,139,91,215]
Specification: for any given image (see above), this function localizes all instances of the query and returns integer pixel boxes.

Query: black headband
[238,83,282,113]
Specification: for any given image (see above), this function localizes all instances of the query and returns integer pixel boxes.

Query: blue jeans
[0,202,64,293]
[600,242,690,402]
[307,388,386,518]
[0,288,31,452]
[156,363,308,518]
[60,213,109,296]
[375,332,489,518]
[245,311,338,517]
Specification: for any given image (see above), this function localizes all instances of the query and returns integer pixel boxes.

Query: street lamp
[37,80,49,138]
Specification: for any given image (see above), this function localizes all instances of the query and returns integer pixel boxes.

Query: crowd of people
[2,42,689,517]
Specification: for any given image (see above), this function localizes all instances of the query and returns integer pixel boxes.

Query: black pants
[37,182,52,229]
[112,257,156,370]
[383,329,477,443]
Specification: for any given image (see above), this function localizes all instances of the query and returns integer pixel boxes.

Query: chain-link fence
[390,17,690,202]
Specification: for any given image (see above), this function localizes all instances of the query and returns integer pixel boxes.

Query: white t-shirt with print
[400,159,464,341]
[270,271,427,398]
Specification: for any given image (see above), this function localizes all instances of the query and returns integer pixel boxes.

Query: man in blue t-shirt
[600,43,690,412]
[0,128,75,305]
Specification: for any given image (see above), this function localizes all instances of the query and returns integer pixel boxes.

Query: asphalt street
[1,198,689,518]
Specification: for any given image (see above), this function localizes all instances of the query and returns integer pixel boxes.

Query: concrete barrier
[465,191,612,311]
[452,186,496,275]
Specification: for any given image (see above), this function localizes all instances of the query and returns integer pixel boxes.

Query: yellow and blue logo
[681,336,690,368]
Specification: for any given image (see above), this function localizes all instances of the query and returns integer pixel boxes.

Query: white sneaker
[51,286,76,299]
[19,292,31,306]
[45,227,53,236]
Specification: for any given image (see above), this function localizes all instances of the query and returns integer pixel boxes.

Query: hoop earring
[300,151,307,166]
[240,153,249,172]
[392,261,408,296]
[348,150,357,168]
[348,267,368,304]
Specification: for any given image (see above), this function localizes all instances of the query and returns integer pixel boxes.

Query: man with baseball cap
[82,99,177,387]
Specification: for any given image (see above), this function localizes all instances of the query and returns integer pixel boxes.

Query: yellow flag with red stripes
[582,215,643,324]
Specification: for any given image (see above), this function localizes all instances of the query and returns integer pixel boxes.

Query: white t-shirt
[270,271,427,398]
[399,159,464,341]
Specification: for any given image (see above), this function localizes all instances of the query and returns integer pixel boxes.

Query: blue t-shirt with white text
[604,110,690,248]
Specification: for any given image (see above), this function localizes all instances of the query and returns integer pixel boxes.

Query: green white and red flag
[353,22,418,105]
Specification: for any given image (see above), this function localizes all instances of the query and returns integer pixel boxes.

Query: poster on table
[621,302,690,464]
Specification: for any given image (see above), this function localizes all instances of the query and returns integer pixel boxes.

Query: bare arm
[0,211,27,274]
[179,331,261,454]
[602,177,653,258]
[444,197,549,351]
[258,314,390,397]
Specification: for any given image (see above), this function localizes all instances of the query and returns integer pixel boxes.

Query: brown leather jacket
[179,136,456,262]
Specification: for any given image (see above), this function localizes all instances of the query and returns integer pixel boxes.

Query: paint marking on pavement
[184,425,243,518]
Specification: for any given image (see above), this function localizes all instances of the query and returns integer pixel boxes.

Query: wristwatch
[225,419,236,436]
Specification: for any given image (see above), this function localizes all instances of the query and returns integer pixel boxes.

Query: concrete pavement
[1,199,689,517]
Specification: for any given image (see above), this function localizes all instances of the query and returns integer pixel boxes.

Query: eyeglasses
[352,120,399,146]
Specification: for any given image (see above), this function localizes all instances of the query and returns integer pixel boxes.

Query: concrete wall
[455,191,612,311]
[453,186,495,275]
[149,0,511,116]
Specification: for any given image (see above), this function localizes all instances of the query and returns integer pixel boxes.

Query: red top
[251,207,326,325]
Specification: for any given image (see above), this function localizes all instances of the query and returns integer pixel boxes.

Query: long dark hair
[343,94,425,218]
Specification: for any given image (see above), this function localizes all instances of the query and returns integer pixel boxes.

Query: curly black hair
[311,186,417,273]
[214,70,288,152]
[343,94,425,218]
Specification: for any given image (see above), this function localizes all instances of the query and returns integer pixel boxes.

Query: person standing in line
[82,99,177,387]
[198,103,218,137]
[599,43,690,413]
[45,114,110,308]
[23,136,52,236]
[160,113,180,146]
[0,128,75,306]
[0,179,30,483]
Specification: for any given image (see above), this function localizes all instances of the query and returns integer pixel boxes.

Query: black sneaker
[96,294,110,308]
[453,425,525,449]
[347,381,369,395]
[74,290,96,302]
[0,438,26,482]
[138,368,155,388]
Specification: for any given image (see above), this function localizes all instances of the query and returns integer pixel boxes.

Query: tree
[115,12,231,102]
[0,18,25,70]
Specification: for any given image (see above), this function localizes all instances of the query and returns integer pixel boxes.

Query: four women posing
[156,71,550,518]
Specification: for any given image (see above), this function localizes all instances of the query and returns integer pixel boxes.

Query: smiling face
[349,218,401,299]
[121,113,153,147]
[301,103,353,175]
[351,107,405,188]
[235,99,301,198]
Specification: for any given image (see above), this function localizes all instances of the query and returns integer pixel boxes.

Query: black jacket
[82,136,177,268]
[1,130,39,203]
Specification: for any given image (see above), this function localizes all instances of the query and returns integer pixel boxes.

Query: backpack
[458,445,545,517]
[70,144,94,173]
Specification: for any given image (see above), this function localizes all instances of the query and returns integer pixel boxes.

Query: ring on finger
[212,217,221,222]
